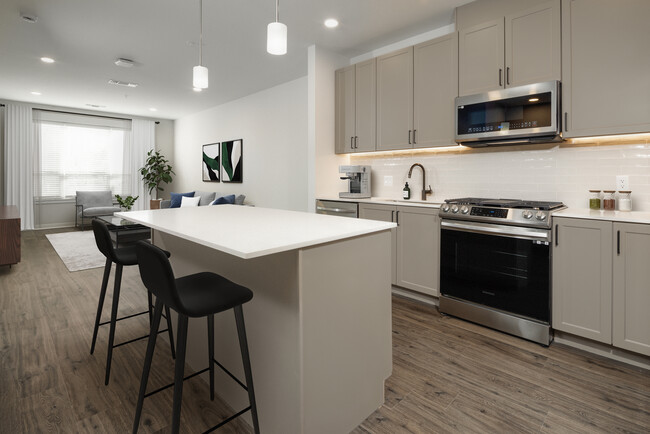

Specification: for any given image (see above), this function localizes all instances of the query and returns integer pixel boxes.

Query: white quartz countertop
[554,208,650,224]
[116,205,396,259]
[318,197,442,209]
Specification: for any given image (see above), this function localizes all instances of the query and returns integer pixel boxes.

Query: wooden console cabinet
[0,205,20,266]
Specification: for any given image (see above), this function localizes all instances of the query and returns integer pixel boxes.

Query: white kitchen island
[116,205,395,434]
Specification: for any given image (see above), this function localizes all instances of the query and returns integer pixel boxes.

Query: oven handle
[441,220,551,242]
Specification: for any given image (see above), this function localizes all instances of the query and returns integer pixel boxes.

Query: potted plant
[115,194,139,211]
[139,149,175,209]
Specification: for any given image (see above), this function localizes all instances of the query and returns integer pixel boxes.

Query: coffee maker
[339,165,371,198]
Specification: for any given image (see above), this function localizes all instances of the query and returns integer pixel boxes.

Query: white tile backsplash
[350,141,650,211]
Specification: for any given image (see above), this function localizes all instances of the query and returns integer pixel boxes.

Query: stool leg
[234,305,260,434]
[132,298,164,434]
[165,305,176,359]
[147,291,153,325]
[171,314,189,434]
[207,314,214,401]
[90,258,112,354]
[105,263,123,385]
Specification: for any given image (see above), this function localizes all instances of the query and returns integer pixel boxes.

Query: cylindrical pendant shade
[267,22,287,55]
[193,65,209,89]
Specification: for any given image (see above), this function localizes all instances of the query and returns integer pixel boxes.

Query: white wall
[172,77,309,211]
[308,45,350,211]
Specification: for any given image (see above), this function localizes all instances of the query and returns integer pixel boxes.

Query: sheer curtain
[125,119,155,211]
[4,103,35,230]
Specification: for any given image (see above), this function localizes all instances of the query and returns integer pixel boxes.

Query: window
[34,111,131,199]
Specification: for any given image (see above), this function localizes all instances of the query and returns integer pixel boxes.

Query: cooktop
[444,198,564,211]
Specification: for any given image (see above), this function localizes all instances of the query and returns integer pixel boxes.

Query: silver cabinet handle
[617,230,621,255]
[564,112,568,132]
[408,130,411,145]
[413,129,417,144]
[391,210,395,222]
[355,136,358,149]
[555,224,558,246]
[350,136,354,149]
[506,67,510,85]
[499,68,503,86]
[396,210,400,226]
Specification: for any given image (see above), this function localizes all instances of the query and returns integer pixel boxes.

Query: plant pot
[150,199,162,210]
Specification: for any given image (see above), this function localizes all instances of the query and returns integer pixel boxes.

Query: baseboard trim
[391,286,438,307]
[554,331,650,371]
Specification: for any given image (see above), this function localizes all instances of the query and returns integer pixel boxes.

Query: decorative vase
[150,199,162,210]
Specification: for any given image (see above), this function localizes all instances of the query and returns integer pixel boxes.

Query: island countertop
[116,205,395,259]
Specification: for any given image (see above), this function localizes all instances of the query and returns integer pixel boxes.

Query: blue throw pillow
[211,194,236,205]
[170,192,195,208]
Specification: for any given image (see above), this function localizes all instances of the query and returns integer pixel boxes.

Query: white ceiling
[0,0,473,120]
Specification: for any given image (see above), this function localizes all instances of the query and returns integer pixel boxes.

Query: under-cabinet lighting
[528,97,539,102]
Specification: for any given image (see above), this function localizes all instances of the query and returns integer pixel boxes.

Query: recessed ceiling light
[324,18,339,28]
[193,87,203,92]
[86,104,106,108]
[40,57,55,63]
[149,108,157,112]
[114,58,134,68]
[108,79,138,88]
[31,91,41,95]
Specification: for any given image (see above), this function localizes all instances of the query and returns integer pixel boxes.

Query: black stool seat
[90,219,176,386]
[133,241,260,434]
[175,272,253,318]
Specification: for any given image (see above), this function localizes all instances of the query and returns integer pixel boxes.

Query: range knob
[460,205,469,214]
[451,205,459,214]
[441,204,450,213]
[522,210,533,219]
[536,211,547,221]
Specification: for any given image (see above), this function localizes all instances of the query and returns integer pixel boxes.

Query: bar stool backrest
[135,241,183,314]
[92,219,118,261]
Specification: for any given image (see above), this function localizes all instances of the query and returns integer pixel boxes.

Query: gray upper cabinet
[377,47,414,151]
[413,33,459,148]
[459,0,560,96]
[561,0,650,138]
[335,59,376,154]
[613,223,650,357]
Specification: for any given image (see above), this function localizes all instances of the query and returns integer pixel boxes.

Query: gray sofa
[160,190,246,208]
[75,190,122,230]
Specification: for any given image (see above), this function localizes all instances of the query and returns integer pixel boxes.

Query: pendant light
[267,0,287,55]
[193,0,208,89]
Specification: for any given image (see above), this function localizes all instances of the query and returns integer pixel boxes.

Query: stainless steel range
[439,198,566,345]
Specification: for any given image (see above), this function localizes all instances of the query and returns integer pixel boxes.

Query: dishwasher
[315,200,358,218]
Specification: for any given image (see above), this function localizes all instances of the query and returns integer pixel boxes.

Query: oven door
[440,220,551,322]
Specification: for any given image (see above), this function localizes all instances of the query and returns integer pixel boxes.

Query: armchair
[75,191,122,230]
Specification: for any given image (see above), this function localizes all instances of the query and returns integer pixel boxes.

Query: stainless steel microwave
[455,81,561,147]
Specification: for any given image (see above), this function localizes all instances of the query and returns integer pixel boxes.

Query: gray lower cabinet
[613,223,650,356]
[359,203,439,296]
[553,217,650,356]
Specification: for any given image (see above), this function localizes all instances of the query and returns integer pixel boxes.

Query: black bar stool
[132,240,260,434]
[90,218,176,385]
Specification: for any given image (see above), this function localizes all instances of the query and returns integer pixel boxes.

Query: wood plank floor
[1,228,649,433]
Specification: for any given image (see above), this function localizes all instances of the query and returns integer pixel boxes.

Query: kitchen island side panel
[154,229,393,433]
[300,230,393,434]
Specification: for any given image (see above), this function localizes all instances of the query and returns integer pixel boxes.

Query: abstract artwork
[221,139,242,183]
[202,143,220,182]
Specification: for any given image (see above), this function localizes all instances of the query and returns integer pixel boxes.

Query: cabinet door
[562,0,650,137]
[552,217,612,343]
[613,223,650,356]
[505,0,561,87]
[335,66,356,153]
[359,203,397,285]
[355,59,376,152]
[396,206,439,296]
[458,18,505,96]
[413,33,458,148]
[377,47,413,151]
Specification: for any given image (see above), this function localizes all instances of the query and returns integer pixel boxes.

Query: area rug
[46,231,105,272]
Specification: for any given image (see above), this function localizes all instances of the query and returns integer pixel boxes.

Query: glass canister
[589,190,601,210]
[603,190,616,211]
[618,191,632,211]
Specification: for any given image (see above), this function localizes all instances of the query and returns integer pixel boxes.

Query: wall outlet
[616,175,630,190]
[384,175,393,187]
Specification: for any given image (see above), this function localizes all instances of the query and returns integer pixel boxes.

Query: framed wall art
[202,143,220,182]
[221,139,242,183]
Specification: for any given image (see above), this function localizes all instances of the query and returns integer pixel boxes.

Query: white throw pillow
[180,195,201,207]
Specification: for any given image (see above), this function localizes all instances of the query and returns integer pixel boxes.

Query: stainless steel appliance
[439,198,566,345]
[315,199,358,218]
[339,165,371,199]
[455,81,562,147]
